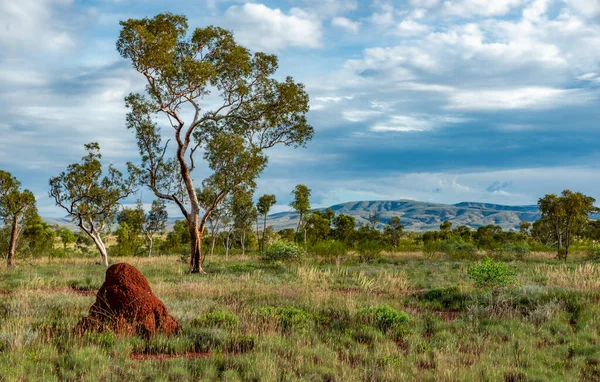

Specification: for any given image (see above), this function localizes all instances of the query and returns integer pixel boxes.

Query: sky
[1,0,599,217]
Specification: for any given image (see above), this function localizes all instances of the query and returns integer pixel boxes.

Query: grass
[0,252,599,381]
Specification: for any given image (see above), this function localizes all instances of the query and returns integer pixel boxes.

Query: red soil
[75,263,180,337]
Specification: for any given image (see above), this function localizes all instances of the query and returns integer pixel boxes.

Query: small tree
[538,190,597,260]
[0,170,36,269]
[332,214,355,243]
[49,143,136,267]
[144,199,168,257]
[256,194,277,253]
[114,202,146,256]
[367,212,380,229]
[58,227,76,250]
[231,188,257,256]
[290,184,311,242]
[384,216,404,248]
[440,220,452,232]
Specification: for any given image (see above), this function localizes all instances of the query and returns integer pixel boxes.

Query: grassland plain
[0,253,599,381]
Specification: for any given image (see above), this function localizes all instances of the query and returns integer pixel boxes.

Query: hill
[42,199,540,232]
[266,199,540,232]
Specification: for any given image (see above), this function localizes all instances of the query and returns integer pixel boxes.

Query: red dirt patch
[75,263,180,337]
[131,352,211,361]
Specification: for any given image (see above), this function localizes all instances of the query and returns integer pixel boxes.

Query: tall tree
[144,199,168,257]
[538,190,597,260]
[49,143,136,267]
[0,171,36,269]
[118,14,313,273]
[290,184,311,241]
[256,194,277,253]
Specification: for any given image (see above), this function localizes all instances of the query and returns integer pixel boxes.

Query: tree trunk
[263,214,268,254]
[210,230,216,259]
[241,231,246,257]
[7,216,18,269]
[256,218,260,252]
[145,234,153,257]
[89,231,109,267]
[188,216,206,274]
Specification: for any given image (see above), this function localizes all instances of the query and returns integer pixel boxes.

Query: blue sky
[1,0,600,217]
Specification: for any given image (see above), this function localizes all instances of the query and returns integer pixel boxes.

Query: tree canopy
[118,13,313,273]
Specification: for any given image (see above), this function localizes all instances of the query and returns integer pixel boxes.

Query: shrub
[356,304,410,333]
[191,310,240,329]
[467,257,517,289]
[587,247,600,262]
[423,240,441,258]
[356,241,383,262]
[419,286,470,310]
[441,238,477,259]
[495,243,530,261]
[309,240,347,258]
[259,306,312,332]
[264,241,305,262]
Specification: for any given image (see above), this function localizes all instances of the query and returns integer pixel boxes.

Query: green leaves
[467,257,518,289]
[0,170,36,224]
[48,143,136,233]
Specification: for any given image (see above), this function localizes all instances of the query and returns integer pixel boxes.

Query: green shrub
[467,257,517,288]
[356,241,383,262]
[264,241,305,262]
[495,243,530,261]
[309,240,347,258]
[423,240,441,258]
[419,286,470,310]
[587,247,600,262]
[259,306,311,332]
[191,310,240,329]
[441,238,477,259]
[356,304,410,333]
[185,328,226,353]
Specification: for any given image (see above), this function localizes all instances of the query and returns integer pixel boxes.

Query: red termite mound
[75,263,180,337]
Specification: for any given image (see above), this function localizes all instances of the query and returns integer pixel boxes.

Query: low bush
[467,257,517,289]
[356,304,410,334]
[441,238,477,259]
[264,241,305,262]
[259,306,312,332]
[418,286,470,310]
[356,241,383,262]
[494,243,530,261]
[309,240,347,258]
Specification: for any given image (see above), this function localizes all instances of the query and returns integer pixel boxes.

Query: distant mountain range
[42,199,541,232]
[266,200,540,232]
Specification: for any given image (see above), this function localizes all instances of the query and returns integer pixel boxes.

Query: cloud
[0,0,77,55]
[331,17,361,33]
[447,87,593,111]
[224,3,322,52]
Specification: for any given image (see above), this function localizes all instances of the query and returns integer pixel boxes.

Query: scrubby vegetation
[1,252,600,380]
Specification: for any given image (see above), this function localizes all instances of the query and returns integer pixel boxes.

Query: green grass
[0,252,599,381]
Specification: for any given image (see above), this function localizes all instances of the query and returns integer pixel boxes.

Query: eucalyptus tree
[144,199,168,257]
[49,143,137,267]
[290,184,311,241]
[118,14,313,273]
[384,216,404,248]
[538,190,597,260]
[231,188,257,256]
[256,194,276,253]
[0,170,36,269]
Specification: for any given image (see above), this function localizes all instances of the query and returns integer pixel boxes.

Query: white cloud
[331,17,361,33]
[224,3,322,52]
[0,0,77,54]
[447,87,591,110]
[439,0,529,17]
[397,19,430,35]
